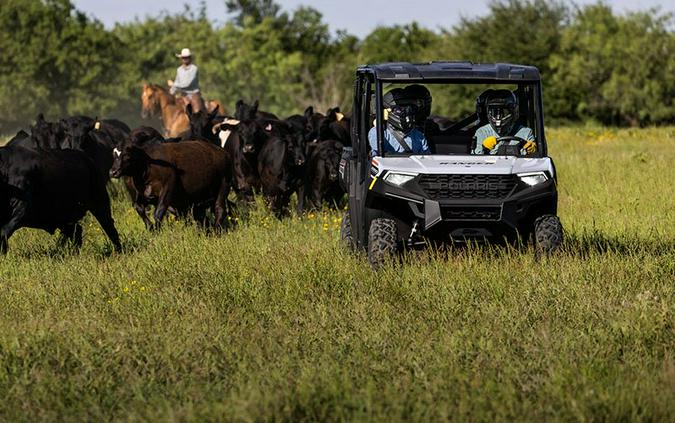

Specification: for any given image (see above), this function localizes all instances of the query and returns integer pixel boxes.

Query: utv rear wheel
[340,212,354,250]
[534,215,563,259]
[368,218,398,269]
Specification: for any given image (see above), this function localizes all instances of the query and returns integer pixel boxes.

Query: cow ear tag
[94,121,101,130]
[265,123,272,131]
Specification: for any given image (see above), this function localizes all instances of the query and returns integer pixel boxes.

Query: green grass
[0,127,673,421]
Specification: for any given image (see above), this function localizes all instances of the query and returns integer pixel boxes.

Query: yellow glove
[523,140,537,154]
[482,136,497,151]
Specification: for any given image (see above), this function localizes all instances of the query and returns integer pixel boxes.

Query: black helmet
[486,90,519,136]
[388,104,417,134]
[383,88,406,109]
[404,84,432,123]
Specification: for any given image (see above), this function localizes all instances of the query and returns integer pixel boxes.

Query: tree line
[0,0,672,132]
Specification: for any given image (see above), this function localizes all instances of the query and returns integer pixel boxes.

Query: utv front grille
[441,205,502,220]
[418,174,517,200]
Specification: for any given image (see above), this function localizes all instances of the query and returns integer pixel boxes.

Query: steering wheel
[496,135,527,147]
[490,136,529,156]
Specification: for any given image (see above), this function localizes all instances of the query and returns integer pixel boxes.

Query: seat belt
[390,130,413,153]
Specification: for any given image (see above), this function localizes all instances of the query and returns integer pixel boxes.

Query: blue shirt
[368,127,430,156]
[473,124,534,155]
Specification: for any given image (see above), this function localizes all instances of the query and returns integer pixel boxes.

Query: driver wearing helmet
[368,86,431,156]
[473,90,537,155]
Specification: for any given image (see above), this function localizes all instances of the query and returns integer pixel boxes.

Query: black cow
[126,126,165,146]
[234,99,278,121]
[60,115,130,147]
[61,117,115,179]
[285,106,325,144]
[257,129,306,217]
[29,114,64,149]
[6,130,34,148]
[299,139,345,211]
[318,107,351,145]
[185,104,222,144]
[0,145,121,253]
[212,122,261,200]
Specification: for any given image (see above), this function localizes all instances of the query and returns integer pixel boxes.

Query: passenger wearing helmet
[473,90,537,155]
[368,86,431,156]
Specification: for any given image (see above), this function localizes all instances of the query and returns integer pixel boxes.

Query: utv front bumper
[368,171,557,241]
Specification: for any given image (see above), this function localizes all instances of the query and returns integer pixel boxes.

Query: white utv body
[338,62,563,268]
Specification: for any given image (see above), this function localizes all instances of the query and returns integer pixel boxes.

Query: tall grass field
[0,127,673,421]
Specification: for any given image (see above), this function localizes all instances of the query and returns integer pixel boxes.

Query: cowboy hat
[175,48,192,58]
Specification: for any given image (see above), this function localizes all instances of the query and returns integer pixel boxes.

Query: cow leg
[0,197,30,254]
[153,177,175,230]
[271,192,291,219]
[59,223,83,249]
[91,210,122,253]
[192,206,208,229]
[88,191,122,253]
[133,200,153,231]
[310,183,323,210]
[296,183,306,215]
[214,177,232,230]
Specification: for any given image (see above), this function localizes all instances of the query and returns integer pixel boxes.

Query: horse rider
[167,48,205,113]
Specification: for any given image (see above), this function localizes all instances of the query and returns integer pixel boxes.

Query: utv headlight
[518,172,548,186]
[384,172,417,187]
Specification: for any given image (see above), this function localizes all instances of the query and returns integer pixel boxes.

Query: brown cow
[109,140,234,231]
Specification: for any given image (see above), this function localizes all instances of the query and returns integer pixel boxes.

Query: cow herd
[0,101,350,253]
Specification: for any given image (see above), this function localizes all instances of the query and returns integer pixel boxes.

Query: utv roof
[358,61,541,82]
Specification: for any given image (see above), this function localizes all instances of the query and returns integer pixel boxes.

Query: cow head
[237,119,268,154]
[109,143,146,178]
[61,118,96,150]
[285,127,306,167]
[187,104,220,142]
[30,113,62,148]
[325,141,343,181]
[235,99,259,121]
[127,126,164,147]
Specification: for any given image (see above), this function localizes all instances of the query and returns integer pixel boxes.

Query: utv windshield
[370,81,544,158]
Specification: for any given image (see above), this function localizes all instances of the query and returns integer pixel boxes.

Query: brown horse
[206,99,225,115]
[140,83,189,138]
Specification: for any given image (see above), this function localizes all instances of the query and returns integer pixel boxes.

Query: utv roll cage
[357,61,548,159]
[342,62,562,265]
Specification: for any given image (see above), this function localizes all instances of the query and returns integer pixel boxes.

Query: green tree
[549,4,674,125]
[446,0,567,78]
[0,0,122,130]
[359,23,441,64]
[225,0,283,26]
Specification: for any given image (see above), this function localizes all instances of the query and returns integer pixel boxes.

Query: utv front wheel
[368,218,398,269]
[340,212,354,250]
[534,215,563,259]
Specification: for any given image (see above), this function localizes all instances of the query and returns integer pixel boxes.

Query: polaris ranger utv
[339,62,563,268]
